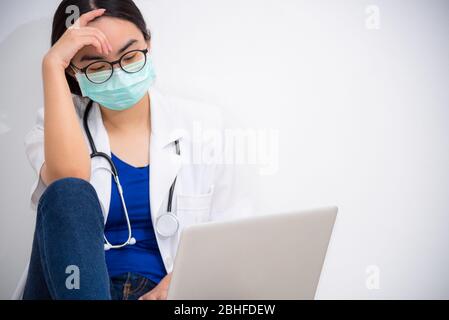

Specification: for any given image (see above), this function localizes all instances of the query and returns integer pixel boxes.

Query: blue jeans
[22,177,157,300]
[109,272,158,300]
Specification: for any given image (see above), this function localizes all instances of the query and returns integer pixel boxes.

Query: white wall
[0,0,448,299]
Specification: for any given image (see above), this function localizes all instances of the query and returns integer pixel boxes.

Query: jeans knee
[37,177,103,226]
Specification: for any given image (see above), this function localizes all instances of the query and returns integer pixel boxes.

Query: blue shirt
[104,153,167,284]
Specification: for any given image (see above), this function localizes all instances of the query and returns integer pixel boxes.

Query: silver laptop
[167,206,338,300]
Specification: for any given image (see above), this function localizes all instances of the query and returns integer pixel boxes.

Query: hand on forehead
[73,16,148,66]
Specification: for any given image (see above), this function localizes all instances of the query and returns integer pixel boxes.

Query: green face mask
[75,55,156,111]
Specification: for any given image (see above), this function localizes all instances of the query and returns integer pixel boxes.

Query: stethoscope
[83,100,180,251]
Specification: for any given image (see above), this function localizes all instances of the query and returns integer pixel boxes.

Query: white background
[0,0,448,299]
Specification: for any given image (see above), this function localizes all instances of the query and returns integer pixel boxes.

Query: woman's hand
[44,8,112,69]
[41,9,112,185]
[138,273,172,300]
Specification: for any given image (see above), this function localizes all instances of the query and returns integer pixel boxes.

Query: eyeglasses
[71,48,149,84]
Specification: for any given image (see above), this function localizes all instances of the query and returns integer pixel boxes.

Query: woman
[15,0,250,300]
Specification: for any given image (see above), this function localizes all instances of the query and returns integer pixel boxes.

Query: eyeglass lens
[85,50,147,84]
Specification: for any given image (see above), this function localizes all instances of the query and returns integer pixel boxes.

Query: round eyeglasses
[71,48,149,84]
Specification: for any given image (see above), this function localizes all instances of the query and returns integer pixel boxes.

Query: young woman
[14,0,250,300]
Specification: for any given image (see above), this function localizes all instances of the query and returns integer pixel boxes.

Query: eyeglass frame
[70,48,149,84]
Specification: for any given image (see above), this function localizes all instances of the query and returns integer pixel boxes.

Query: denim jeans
[109,272,158,300]
[22,177,157,300]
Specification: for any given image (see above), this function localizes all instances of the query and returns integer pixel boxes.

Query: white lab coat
[12,86,253,299]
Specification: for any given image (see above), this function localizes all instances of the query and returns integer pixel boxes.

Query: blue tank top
[104,153,167,284]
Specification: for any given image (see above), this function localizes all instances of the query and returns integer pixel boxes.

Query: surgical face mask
[75,55,156,111]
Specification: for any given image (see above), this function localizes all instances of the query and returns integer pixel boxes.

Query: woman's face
[70,16,150,72]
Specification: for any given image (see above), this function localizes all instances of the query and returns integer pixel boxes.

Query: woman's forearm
[42,54,91,184]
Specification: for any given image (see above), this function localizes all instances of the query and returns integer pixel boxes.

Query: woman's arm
[41,9,111,185]
[41,56,90,184]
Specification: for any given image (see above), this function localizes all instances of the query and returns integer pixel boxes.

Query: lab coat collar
[86,86,184,223]
[148,87,184,224]
[86,86,184,152]
[148,87,184,147]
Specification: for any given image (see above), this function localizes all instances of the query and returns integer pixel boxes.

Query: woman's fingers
[79,36,103,56]
[78,8,106,27]
[46,9,112,68]
[76,27,112,55]
[83,27,113,53]
[138,289,168,300]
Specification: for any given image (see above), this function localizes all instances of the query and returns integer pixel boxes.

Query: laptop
[167,206,338,300]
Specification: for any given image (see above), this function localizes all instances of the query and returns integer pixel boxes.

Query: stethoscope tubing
[83,100,180,250]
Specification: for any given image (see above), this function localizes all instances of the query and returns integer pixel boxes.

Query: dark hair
[51,0,151,96]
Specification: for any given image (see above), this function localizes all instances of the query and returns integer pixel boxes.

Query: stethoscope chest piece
[156,213,179,238]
